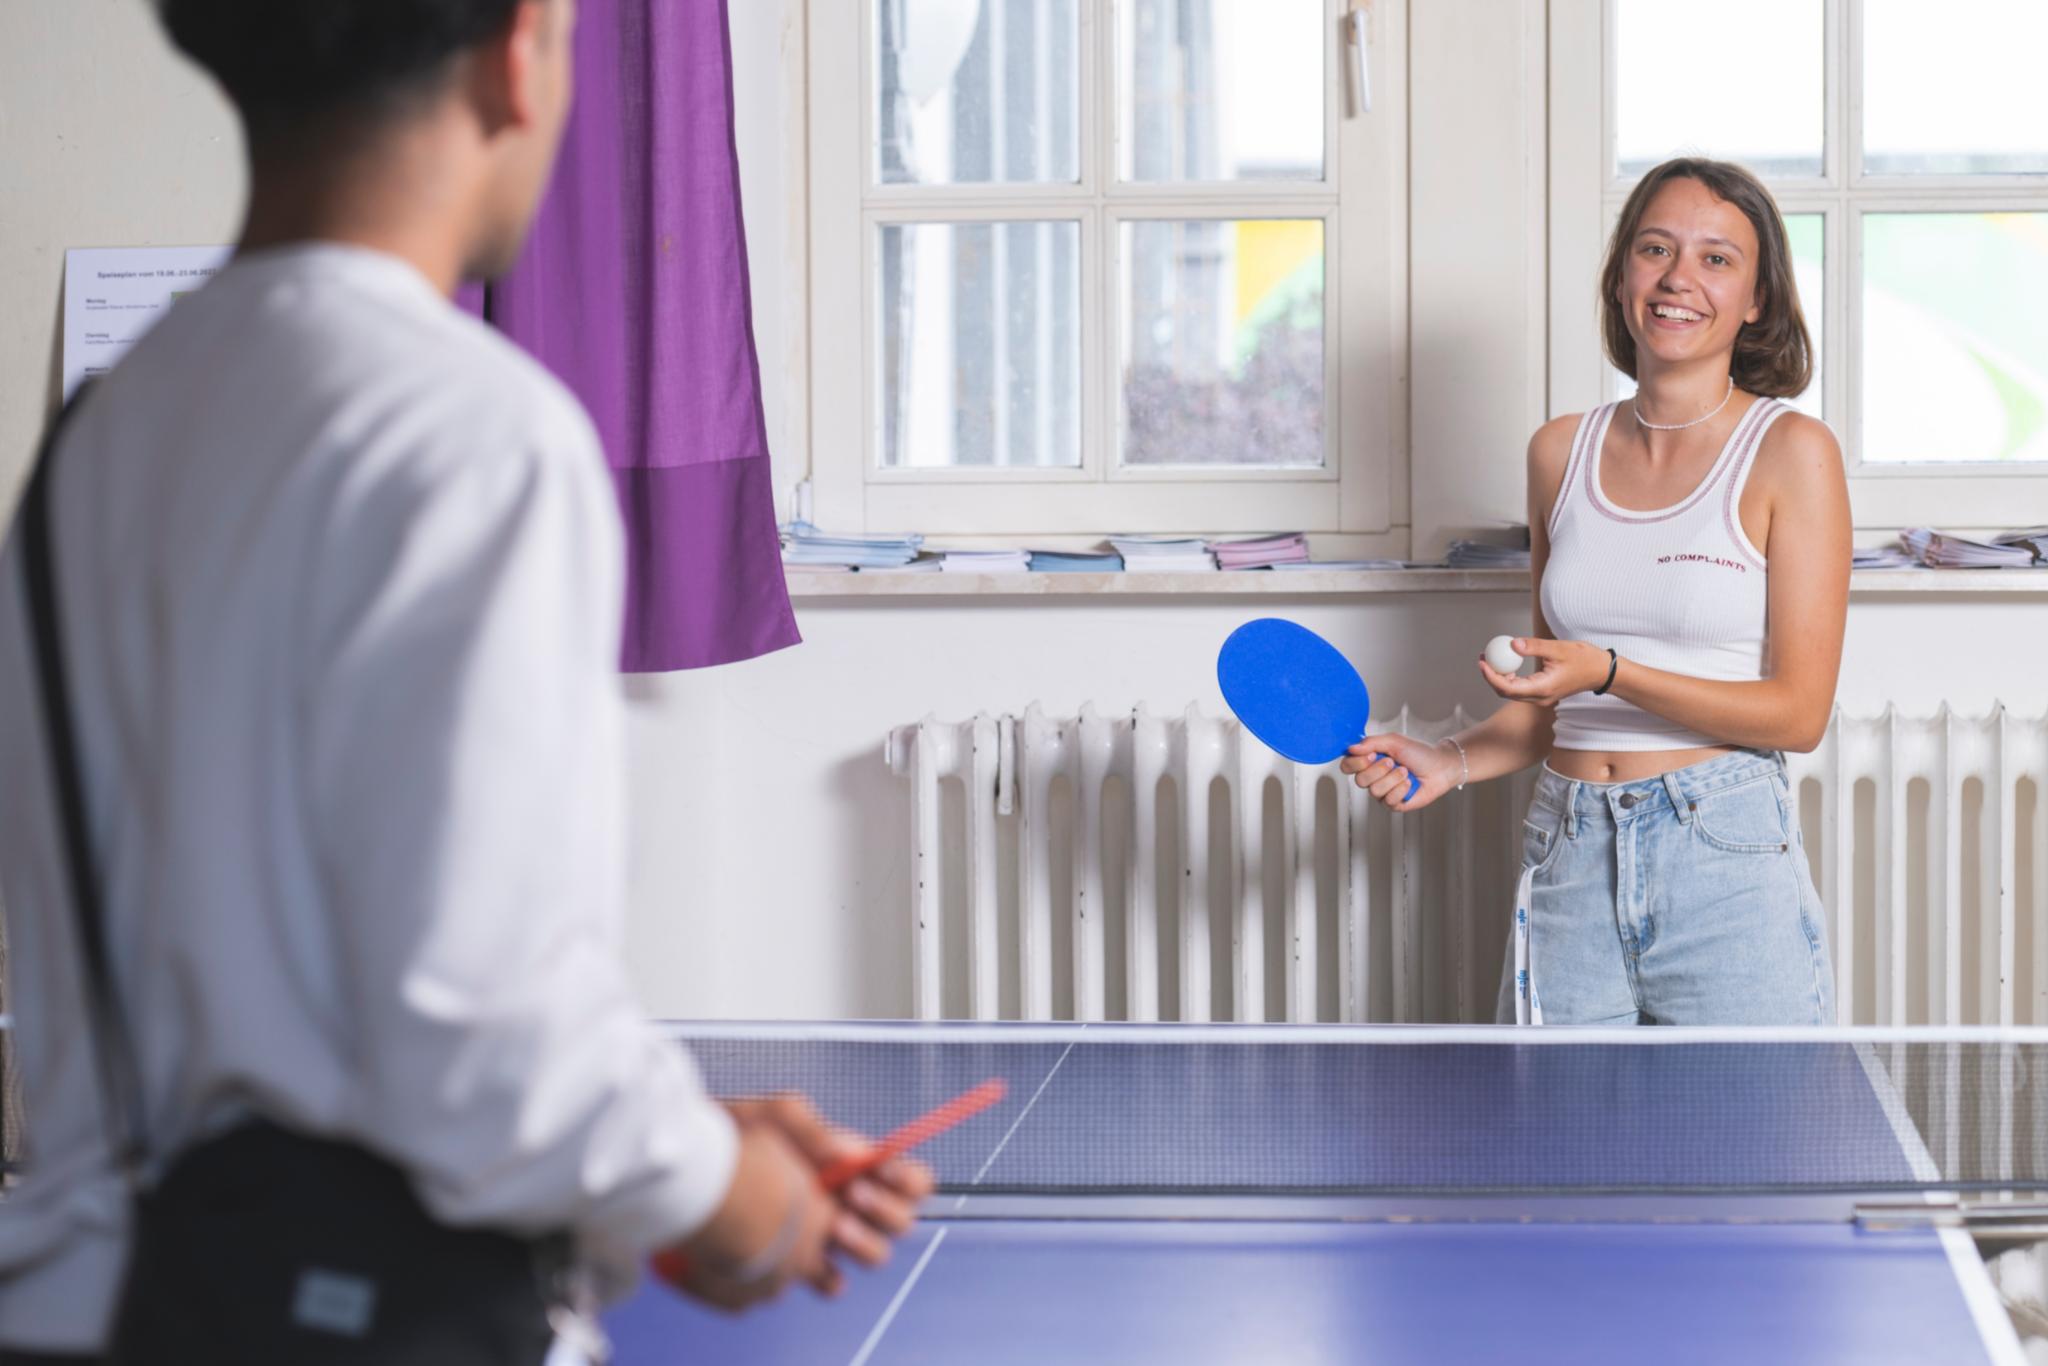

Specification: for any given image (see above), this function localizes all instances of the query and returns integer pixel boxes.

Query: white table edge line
[846,1227,949,1366]
[655,1021,2048,1046]
[847,1033,1072,1366]
[1939,1225,2031,1366]
[1850,1046,2023,1364]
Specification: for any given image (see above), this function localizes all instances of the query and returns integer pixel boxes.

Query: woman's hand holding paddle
[1341,734,1463,812]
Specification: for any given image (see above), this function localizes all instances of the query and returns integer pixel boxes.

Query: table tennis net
[679,1030,2048,1196]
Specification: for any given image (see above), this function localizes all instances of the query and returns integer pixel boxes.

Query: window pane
[1608,214,1826,417]
[1121,219,1326,468]
[1120,0,1324,183]
[1863,214,2048,463]
[1864,0,2048,175]
[1614,0,1823,178]
[877,222,1082,469]
[1784,213,1825,417]
[875,0,1079,185]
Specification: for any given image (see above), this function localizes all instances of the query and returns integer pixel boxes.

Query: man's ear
[468,0,548,136]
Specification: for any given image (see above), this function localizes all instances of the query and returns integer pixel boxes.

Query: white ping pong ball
[1484,635,1523,675]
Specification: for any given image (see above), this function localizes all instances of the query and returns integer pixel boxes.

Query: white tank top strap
[1719,397,1791,570]
[1548,401,1620,539]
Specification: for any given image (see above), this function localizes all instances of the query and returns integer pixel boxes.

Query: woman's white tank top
[1540,395,1789,752]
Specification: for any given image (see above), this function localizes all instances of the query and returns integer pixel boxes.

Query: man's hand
[654,1094,936,1313]
[728,1095,934,1270]
[661,1115,836,1310]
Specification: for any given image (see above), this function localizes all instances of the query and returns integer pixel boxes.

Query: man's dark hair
[159,0,525,139]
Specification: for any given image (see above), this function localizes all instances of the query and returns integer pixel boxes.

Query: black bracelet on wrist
[1592,647,1619,696]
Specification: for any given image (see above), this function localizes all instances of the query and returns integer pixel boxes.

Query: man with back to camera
[0,2,931,1361]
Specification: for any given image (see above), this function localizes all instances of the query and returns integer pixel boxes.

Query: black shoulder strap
[17,389,148,1181]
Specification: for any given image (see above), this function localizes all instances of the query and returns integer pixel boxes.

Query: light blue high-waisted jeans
[1497,748,1836,1026]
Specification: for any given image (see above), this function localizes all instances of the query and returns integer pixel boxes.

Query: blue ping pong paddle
[1217,618,1420,800]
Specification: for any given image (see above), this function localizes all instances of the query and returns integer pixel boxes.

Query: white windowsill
[786,568,2048,599]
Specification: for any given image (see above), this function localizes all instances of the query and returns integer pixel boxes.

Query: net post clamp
[1854,1199,2048,1234]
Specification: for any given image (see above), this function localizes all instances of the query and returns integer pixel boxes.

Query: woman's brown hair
[1599,157,1813,399]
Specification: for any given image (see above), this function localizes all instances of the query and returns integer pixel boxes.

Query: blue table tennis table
[603,1024,2033,1365]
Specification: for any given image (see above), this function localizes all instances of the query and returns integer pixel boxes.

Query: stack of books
[780,522,923,571]
[1207,532,1310,570]
[861,558,942,574]
[1109,535,1217,572]
[1028,549,1125,573]
[941,549,1030,574]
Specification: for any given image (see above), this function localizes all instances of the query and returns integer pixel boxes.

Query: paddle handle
[1366,750,1422,802]
[816,1078,1006,1190]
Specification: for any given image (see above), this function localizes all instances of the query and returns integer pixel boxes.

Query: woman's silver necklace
[1633,377,1734,431]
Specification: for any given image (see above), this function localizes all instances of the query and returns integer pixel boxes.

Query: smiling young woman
[1341,157,1852,1027]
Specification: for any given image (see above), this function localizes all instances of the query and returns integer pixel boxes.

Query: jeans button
[1618,792,1640,810]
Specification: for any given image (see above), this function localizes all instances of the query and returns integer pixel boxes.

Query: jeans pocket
[1689,777,1789,855]
[1522,806,1568,876]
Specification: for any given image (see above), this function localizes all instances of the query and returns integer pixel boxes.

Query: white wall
[1406,0,1548,559]
[0,0,244,506]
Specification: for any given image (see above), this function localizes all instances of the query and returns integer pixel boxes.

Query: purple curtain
[485,0,799,672]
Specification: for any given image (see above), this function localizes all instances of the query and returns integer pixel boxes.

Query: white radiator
[1792,709,2048,1027]
[886,706,2048,1025]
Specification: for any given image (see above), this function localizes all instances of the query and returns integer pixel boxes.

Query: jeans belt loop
[1662,770,1692,823]
[1564,781,1581,839]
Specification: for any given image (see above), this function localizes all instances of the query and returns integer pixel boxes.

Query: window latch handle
[1346,6,1371,117]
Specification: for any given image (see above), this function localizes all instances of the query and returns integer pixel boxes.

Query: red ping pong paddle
[652,1078,1007,1287]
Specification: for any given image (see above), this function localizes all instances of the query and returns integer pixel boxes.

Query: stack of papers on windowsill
[1994,527,2048,561]
[941,549,1031,574]
[1109,535,1217,572]
[1028,550,1125,573]
[1852,542,1918,569]
[860,557,944,574]
[780,522,924,570]
[1902,527,2046,569]
[1207,532,1310,570]
[1445,538,1533,569]
[1268,558,1409,571]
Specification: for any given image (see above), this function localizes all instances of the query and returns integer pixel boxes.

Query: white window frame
[805,0,1409,537]
[1548,0,2048,529]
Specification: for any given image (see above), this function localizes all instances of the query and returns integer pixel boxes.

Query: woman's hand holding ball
[1479,635,1615,707]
